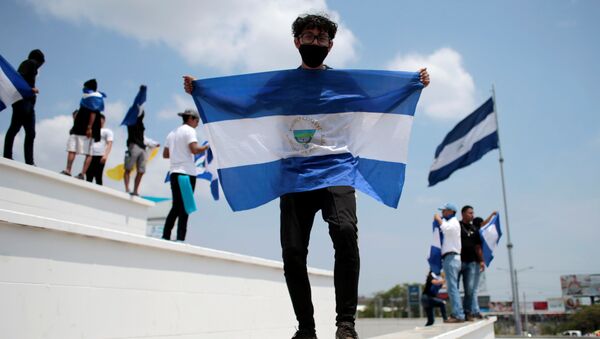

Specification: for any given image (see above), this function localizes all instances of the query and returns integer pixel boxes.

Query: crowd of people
[423,203,497,326]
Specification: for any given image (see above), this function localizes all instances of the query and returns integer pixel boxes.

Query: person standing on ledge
[3,49,45,165]
[183,13,430,339]
[162,109,208,242]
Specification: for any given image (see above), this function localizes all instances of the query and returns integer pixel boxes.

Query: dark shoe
[336,322,359,339]
[425,322,434,326]
[473,313,486,320]
[60,170,71,176]
[75,173,84,180]
[444,316,464,323]
[291,329,317,339]
[465,314,475,321]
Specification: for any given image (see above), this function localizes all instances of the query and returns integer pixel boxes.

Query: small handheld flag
[0,54,34,112]
[479,214,502,267]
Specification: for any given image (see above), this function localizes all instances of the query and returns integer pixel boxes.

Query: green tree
[358,283,422,318]
[559,304,600,334]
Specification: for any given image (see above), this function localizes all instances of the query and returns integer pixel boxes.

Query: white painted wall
[0,158,336,339]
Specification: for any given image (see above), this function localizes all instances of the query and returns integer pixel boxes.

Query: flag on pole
[190,69,423,211]
[0,54,34,112]
[479,213,502,267]
[428,98,498,186]
[121,85,147,126]
[427,220,444,275]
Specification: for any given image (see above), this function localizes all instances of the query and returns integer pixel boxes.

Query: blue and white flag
[479,214,502,267]
[0,54,34,112]
[191,69,423,211]
[164,141,220,201]
[427,220,444,275]
[428,98,498,186]
[121,85,147,126]
[80,88,106,112]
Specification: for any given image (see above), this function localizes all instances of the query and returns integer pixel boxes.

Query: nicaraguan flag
[191,69,423,211]
[164,141,220,201]
[427,220,444,275]
[428,98,498,186]
[121,85,147,126]
[0,54,34,112]
[479,214,502,267]
[80,88,106,112]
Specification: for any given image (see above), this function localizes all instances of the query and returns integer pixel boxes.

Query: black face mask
[299,44,329,68]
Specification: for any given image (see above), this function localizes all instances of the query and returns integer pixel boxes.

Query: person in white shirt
[434,203,464,323]
[86,114,113,185]
[162,109,208,241]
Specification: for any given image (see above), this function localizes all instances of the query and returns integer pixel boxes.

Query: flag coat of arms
[191,69,423,211]
[0,54,34,112]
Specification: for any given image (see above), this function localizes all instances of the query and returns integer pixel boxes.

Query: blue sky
[1,0,599,302]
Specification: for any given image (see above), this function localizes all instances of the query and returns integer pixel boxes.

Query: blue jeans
[472,265,481,315]
[460,262,478,316]
[442,254,464,319]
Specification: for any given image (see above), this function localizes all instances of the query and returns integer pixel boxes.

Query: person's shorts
[124,143,147,173]
[66,134,91,155]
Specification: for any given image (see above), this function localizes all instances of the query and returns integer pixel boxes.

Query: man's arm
[183,75,196,94]
[482,211,498,225]
[102,140,112,164]
[189,142,209,155]
[86,112,96,138]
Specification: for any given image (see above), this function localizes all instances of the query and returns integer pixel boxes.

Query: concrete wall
[0,158,336,339]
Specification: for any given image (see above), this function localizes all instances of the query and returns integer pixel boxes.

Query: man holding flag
[3,49,45,165]
[184,13,429,339]
[162,109,208,242]
[122,85,159,196]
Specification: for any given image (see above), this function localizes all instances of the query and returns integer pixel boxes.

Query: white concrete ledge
[0,157,153,235]
[367,317,497,339]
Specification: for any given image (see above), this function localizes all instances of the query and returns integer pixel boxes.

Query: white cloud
[26,0,358,73]
[156,94,195,120]
[386,48,476,121]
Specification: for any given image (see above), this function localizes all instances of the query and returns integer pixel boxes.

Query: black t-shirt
[70,106,101,141]
[460,221,482,263]
[423,272,442,297]
[17,59,40,104]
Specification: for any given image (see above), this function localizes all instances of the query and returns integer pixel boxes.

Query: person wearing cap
[434,203,464,322]
[162,109,208,241]
[4,49,45,165]
[61,79,104,179]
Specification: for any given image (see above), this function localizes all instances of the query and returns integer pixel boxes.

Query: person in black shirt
[61,79,103,179]
[421,270,447,326]
[3,49,45,165]
[459,205,496,320]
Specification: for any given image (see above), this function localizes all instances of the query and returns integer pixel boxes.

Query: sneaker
[60,170,71,176]
[291,329,317,339]
[444,316,464,323]
[473,313,486,320]
[75,173,85,180]
[465,314,475,322]
[336,322,359,339]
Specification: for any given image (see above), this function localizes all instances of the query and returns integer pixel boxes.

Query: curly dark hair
[292,13,338,39]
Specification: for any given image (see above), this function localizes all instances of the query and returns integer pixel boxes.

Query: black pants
[86,156,105,185]
[280,186,359,330]
[163,173,196,241]
[421,294,447,326]
[4,100,36,165]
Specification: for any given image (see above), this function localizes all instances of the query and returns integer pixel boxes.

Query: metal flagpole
[491,85,522,335]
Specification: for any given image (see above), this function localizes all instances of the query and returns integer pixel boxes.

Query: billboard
[560,274,600,297]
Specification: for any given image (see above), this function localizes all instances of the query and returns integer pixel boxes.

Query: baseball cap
[438,203,458,212]
[177,109,200,119]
